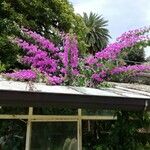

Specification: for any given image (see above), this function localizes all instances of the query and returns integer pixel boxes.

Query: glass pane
[82,120,114,150]
[0,107,28,114]
[33,107,77,115]
[0,120,26,150]
[82,109,114,116]
[82,120,150,150]
[31,122,77,150]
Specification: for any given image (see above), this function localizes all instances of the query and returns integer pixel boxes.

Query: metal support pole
[77,108,82,150]
[25,107,33,150]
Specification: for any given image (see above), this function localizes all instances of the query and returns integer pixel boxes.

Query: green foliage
[106,111,150,150]
[94,145,103,150]
[146,56,150,62]
[82,120,114,150]
[71,58,92,87]
[97,82,113,88]
[120,41,150,65]
[110,72,131,83]
[0,0,21,70]
[71,57,116,88]
[0,0,75,33]
[0,61,6,72]
[0,35,20,70]
[83,12,110,54]
[71,14,88,54]
[82,111,150,150]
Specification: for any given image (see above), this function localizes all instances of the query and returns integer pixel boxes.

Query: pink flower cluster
[116,26,150,42]
[46,75,63,85]
[95,26,150,60]
[5,70,36,81]
[7,29,79,85]
[62,33,79,74]
[14,38,59,75]
[22,28,59,52]
[92,70,107,82]
[85,55,98,65]
[110,65,150,75]
[86,27,150,83]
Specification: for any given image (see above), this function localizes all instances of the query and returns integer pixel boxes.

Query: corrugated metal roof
[0,79,149,98]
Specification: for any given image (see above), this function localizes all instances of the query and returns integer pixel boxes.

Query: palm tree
[83,12,110,54]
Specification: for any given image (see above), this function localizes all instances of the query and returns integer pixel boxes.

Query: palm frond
[83,12,111,54]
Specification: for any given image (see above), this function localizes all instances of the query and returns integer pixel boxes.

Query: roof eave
[0,89,149,111]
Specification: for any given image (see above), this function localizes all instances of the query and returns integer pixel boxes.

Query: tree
[83,12,110,54]
[120,46,145,65]
[119,41,150,65]
[146,56,150,62]
[0,0,76,33]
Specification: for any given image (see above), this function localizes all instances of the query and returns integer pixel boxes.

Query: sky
[70,0,150,58]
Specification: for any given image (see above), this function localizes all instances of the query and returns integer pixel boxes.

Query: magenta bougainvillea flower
[110,65,150,75]
[84,26,150,83]
[6,28,79,85]
[5,26,150,86]
[5,70,36,81]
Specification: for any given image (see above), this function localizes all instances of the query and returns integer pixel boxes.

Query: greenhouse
[0,79,150,150]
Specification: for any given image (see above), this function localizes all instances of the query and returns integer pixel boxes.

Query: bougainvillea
[5,28,79,85]
[21,28,59,52]
[5,69,37,81]
[4,26,150,87]
[95,27,150,60]
[110,65,150,75]
[61,33,78,73]
[82,26,150,85]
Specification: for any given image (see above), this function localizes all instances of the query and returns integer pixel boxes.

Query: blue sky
[70,0,150,58]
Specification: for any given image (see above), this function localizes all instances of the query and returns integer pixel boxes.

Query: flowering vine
[5,70,37,81]
[83,26,150,85]
[5,28,79,85]
[4,26,150,87]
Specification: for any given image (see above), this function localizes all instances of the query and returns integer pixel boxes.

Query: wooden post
[77,109,82,150]
[25,107,33,150]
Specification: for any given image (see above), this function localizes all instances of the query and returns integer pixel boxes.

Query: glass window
[0,107,28,115]
[82,120,114,150]
[0,120,26,150]
[82,109,114,116]
[30,122,77,150]
[33,107,78,115]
